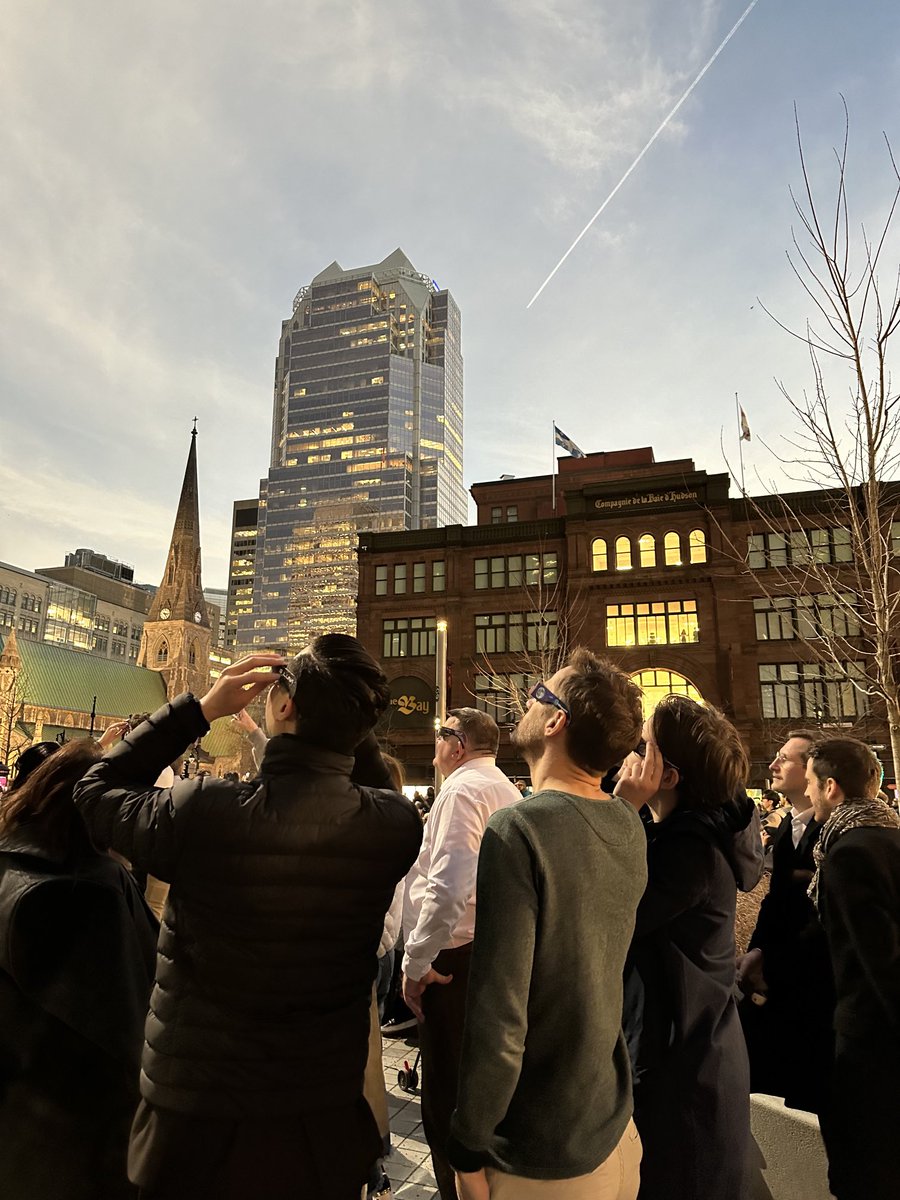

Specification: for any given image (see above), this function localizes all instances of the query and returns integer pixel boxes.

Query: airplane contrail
[526,0,762,309]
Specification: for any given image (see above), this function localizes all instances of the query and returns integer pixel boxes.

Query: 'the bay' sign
[378,675,434,732]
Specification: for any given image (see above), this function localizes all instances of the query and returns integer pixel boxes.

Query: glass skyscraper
[236,249,465,651]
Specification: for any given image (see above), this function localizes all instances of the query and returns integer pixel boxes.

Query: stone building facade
[356,447,887,788]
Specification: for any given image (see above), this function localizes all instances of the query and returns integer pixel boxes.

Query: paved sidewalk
[379,1034,438,1199]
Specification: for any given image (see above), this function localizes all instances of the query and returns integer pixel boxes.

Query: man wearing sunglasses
[401,708,520,1199]
[74,637,423,1200]
[447,650,647,1200]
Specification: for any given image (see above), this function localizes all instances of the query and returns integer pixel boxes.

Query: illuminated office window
[631,668,703,718]
[638,534,656,568]
[615,537,633,571]
[591,538,608,572]
[689,529,707,564]
[664,532,682,566]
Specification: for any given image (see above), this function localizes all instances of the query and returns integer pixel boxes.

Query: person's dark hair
[282,634,390,753]
[651,694,748,812]
[7,742,59,793]
[448,707,500,755]
[807,738,880,800]
[0,738,102,854]
[785,729,821,763]
[127,712,151,731]
[760,789,780,810]
[556,648,643,774]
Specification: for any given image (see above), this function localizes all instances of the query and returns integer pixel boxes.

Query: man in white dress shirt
[402,707,520,1200]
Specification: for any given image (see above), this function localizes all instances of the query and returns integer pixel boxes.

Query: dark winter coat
[628,793,763,1200]
[0,826,158,1200]
[72,693,423,1120]
[741,813,834,1111]
[817,826,900,1200]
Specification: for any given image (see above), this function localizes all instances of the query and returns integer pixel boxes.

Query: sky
[2,0,900,590]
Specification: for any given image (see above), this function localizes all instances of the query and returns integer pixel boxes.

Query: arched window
[631,668,704,719]
[615,536,633,571]
[591,537,608,572]
[663,531,682,566]
[689,529,707,564]
[188,641,197,666]
[638,534,656,568]
[156,639,169,665]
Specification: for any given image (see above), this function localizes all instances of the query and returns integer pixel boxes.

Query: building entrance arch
[631,668,704,719]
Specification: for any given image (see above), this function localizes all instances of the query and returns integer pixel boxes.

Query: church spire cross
[192,416,198,436]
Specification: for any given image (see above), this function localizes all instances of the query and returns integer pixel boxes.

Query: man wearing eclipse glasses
[401,707,520,1199]
[447,649,647,1200]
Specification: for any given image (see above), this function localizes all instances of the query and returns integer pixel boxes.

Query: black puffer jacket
[73,693,423,1119]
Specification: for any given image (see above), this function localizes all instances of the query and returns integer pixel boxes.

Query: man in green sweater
[447,648,648,1199]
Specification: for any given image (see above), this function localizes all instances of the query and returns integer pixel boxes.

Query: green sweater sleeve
[448,814,537,1169]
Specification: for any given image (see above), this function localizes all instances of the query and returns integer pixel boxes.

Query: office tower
[237,248,465,651]
[225,499,258,649]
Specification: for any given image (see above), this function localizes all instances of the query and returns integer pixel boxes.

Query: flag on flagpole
[739,407,751,442]
[554,424,586,458]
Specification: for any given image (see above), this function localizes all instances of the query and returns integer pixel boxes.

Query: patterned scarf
[808,797,900,910]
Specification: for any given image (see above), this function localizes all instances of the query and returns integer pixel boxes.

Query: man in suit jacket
[738,729,834,1112]
[805,737,900,1200]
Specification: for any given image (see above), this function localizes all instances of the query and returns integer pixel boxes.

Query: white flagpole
[736,392,746,495]
[551,423,557,511]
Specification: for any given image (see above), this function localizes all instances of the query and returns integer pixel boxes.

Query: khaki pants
[483,1119,642,1200]
[363,986,389,1141]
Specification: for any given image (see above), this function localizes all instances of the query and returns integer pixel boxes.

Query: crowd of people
[0,634,897,1200]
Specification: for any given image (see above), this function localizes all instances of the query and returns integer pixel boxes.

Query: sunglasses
[275,664,298,698]
[528,681,570,720]
[436,725,466,747]
[634,738,679,774]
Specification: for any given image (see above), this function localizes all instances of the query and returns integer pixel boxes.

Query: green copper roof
[3,635,168,719]
[201,717,243,759]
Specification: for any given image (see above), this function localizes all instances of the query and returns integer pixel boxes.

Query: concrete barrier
[747,1094,834,1200]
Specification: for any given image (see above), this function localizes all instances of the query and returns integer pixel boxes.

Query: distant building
[1,550,152,663]
[203,587,227,648]
[225,499,258,649]
[236,248,466,652]
[356,447,886,788]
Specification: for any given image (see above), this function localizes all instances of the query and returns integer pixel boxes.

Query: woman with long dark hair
[615,695,763,1200]
[0,738,158,1200]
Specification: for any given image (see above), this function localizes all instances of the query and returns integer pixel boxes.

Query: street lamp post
[434,619,448,792]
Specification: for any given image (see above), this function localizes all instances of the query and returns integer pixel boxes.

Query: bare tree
[735,102,900,781]
[0,660,28,776]
[471,551,589,723]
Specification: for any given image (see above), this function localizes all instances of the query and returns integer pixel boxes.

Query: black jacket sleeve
[72,693,210,881]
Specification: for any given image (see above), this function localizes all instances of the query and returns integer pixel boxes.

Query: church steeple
[137,423,212,699]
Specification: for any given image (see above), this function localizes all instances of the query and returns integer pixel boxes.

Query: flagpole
[551,423,556,512]
[735,392,746,496]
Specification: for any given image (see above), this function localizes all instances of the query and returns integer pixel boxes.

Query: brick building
[356,447,886,788]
